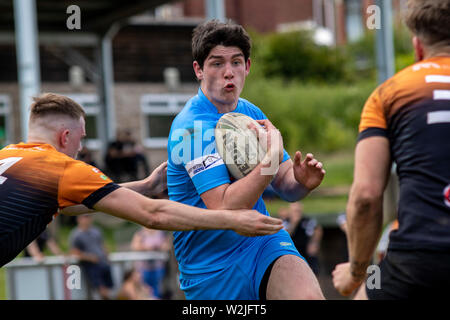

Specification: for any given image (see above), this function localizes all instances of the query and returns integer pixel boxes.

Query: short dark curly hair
[192,19,251,69]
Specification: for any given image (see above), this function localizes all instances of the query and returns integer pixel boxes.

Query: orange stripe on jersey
[1,143,114,208]
[359,56,450,134]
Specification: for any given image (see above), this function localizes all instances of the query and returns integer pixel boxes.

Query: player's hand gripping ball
[215,113,267,179]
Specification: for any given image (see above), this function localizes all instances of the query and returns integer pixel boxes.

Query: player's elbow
[349,183,383,216]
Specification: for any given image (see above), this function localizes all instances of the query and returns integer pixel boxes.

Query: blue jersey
[167,88,290,275]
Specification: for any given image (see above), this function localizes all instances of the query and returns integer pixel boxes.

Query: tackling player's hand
[292,151,325,191]
[231,209,283,237]
[332,262,364,296]
[144,161,167,197]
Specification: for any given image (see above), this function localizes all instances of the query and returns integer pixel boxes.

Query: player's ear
[58,129,70,149]
[412,36,424,62]
[193,61,203,81]
[245,58,251,75]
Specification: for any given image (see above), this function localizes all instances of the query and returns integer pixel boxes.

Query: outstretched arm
[93,187,283,237]
[60,161,168,216]
[332,136,391,296]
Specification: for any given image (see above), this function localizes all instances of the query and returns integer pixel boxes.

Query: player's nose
[224,63,234,79]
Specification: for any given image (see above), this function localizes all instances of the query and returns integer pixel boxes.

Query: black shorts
[366,249,450,300]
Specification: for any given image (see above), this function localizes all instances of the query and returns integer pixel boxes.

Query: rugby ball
[215,112,267,179]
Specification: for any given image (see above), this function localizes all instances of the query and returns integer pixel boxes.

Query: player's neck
[421,45,450,60]
[208,96,238,113]
[27,131,58,150]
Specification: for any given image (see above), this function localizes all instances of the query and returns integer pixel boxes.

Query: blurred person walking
[69,214,113,299]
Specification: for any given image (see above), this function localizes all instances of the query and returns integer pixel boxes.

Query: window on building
[141,93,192,148]
[66,93,101,150]
[345,0,364,42]
[0,95,11,148]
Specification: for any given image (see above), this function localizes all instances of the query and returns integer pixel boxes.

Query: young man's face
[194,45,251,111]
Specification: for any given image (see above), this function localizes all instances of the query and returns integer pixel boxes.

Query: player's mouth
[224,83,235,92]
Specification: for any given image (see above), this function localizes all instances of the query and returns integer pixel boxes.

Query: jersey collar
[197,87,242,115]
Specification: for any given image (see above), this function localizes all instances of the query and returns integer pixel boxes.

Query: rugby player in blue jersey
[167,20,326,300]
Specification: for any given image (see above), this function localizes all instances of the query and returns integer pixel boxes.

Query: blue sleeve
[170,119,231,195]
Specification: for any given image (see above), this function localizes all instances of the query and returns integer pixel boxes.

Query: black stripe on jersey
[81,182,121,209]
[357,127,388,143]
[0,178,57,267]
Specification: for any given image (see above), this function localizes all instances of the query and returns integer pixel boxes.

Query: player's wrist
[349,259,369,282]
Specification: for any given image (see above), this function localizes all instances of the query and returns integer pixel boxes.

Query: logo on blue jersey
[203,154,221,169]
[185,153,224,178]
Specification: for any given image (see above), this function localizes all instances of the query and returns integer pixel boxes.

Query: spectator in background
[288,202,323,275]
[117,267,157,300]
[104,137,124,182]
[336,213,347,234]
[69,214,114,300]
[24,229,63,263]
[104,129,150,182]
[131,227,171,299]
[121,129,150,180]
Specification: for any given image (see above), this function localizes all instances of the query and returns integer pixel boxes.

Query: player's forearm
[270,161,310,202]
[221,162,275,209]
[274,169,310,202]
[346,187,384,280]
[147,199,233,231]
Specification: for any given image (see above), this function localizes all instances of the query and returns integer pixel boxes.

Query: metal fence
[3,251,168,300]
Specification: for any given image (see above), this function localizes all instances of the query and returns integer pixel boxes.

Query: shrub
[241,78,376,154]
[254,30,350,83]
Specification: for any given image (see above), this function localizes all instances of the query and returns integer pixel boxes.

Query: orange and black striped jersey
[0,143,120,266]
[358,56,450,251]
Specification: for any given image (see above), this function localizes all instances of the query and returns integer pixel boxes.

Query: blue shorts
[179,230,304,300]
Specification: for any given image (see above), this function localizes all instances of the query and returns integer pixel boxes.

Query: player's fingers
[255,119,277,131]
[259,225,283,235]
[316,162,323,169]
[308,159,318,166]
[156,161,168,171]
[294,151,302,165]
[261,215,283,225]
[248,122,266,138]
[302,153,314,164]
